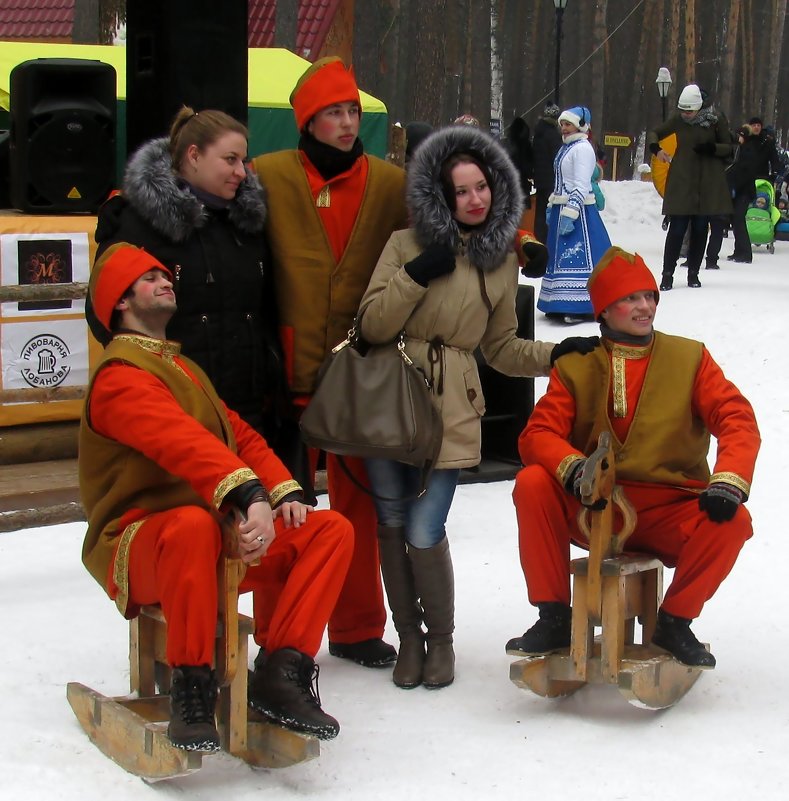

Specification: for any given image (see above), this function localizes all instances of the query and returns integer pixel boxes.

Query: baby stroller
[746,179,780,253]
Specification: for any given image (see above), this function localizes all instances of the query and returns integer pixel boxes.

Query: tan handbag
[300,324,443,495]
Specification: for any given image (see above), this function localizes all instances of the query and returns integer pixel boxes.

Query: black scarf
[299,132,364,181]
[178,177,232,210]
[600,323,653,347]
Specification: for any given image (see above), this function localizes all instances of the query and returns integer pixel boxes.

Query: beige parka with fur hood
[358,125,555,470]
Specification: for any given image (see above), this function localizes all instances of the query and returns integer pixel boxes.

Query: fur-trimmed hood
[406,126,523,272]
[122,138,267,243]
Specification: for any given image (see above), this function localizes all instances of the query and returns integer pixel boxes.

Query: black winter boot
[506,602,572,656]
[328,638,397,667]
[167,665,220,751]
[687,269,702,288]
[651,610,716,669]
[248,648,340,739]
[659,272,673,291]
[409,537,455,689]
[378,526,425,689]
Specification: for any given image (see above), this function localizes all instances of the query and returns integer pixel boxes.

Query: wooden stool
[67,523,320,780]
[510,433,707,709]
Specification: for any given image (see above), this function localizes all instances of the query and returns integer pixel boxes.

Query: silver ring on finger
[256,536,265,543]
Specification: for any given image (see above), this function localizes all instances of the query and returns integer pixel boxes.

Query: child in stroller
[746,179,780,252]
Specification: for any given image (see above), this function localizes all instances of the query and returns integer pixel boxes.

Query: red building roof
[0,1,340,62]
[0,0,74,40]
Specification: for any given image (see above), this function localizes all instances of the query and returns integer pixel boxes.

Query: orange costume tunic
[251,148,407,645]
[79,334,353,666]
[512,332,760,619]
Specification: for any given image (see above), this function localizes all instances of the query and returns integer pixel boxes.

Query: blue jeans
[364,460,460,550]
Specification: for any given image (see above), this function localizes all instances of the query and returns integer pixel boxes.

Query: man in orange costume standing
[507,247,760,668]
[251,58,408,668]
[79,244,353,750]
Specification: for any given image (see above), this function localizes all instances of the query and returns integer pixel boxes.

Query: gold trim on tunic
[604,340,653,419]
[317,186,331,207]
[113,334,190,379]
[213,468,258,509]
[269,480,304,507]
[710,471,751,497]
[113,518,147,616]
[557,454,585,485]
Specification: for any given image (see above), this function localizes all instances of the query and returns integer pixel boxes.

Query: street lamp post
[656,67,672,122]
[553,0,569,107]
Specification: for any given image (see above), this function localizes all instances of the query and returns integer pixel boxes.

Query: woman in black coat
[726,124,762,263]
[91,108,297,473]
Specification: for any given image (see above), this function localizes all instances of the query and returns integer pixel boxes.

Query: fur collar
[406,126,523,272]
[122,138,267,243]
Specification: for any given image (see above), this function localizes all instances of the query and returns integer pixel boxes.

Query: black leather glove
[550,336,600,365]
[648,142,661,156]
[404,243,456,287]
[693,141,717,156]
[521,241,548,278]
[564,459,607,510]
[699,483,744,523]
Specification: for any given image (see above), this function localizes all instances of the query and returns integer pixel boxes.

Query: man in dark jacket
[726,124,762,262]
[748,116,782,182]
[531,101,562,244]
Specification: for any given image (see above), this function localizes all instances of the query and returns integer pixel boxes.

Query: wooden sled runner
[67,523,320,780]
[509,433,708,709]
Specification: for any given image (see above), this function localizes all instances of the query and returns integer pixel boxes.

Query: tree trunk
[719,0,741,117]
[765,0,787,123]
[274,0,298,49]
[684,0,696,82]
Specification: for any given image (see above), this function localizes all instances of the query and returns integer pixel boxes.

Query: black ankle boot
[506,602,572,656]
[328,638,397,668]
[659,273,673,291]
[651,610,716,669]
[249,648,340,739]
[168,665,220,751]
[688,270,702,288]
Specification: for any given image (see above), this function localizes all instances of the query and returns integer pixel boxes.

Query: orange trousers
[123,505,353,666]
[512,465,753,620]
[314,451,386,644]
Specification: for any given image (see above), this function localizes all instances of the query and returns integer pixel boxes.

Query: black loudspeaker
[126,0,248,158]
[9,59,116,214]
[461,284,535,485]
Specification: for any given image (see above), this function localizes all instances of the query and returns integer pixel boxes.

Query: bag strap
[335,455,435,502]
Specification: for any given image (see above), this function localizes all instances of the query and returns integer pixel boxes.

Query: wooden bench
[66,525,320,780]
[509,432,707,709]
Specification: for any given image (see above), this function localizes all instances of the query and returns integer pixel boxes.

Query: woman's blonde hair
[168,106,248,170]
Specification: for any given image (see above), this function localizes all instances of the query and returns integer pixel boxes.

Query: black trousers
[534,190,550,244]
[730,193,753,260]
[663,215,709,275]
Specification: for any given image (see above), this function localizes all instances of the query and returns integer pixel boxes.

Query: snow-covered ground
[2,178,788,799]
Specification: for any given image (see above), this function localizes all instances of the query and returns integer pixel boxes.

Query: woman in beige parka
[357,124,597,692]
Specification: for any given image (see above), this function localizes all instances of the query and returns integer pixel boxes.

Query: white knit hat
[677,84,703,111]
[557,106,591,133]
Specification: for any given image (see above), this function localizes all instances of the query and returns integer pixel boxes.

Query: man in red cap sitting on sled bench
[79,243,353,751]
[507,246,760,668]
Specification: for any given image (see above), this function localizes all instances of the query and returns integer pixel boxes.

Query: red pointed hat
[587,247,659,318]
[90,243,172,331]
[290,56,361,132]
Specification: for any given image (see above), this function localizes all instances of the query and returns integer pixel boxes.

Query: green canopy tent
[0,41,390,183]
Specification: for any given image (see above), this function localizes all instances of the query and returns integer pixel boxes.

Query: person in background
[504,116,534,208]
[649,84,733,290]
[508,247,759,669]
[725,124,761,263]
[748,116,782,183]
[538,106,612,324]
[405,120,434,166]
[357,125,598,691]
[250,57,408,670]
[531,100,563,244]
[90,108,295,477]
[79,244,353,748]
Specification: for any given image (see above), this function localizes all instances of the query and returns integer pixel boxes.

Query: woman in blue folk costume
[538,106,611,324]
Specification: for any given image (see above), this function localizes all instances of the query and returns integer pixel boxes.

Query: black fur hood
[406,125,524,272]
[122,137,267,243]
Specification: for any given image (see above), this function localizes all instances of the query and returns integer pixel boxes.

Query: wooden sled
[510,433,708,709]
[67,521,320,780]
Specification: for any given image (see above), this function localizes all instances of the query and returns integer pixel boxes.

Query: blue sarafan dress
[538,134,611,316]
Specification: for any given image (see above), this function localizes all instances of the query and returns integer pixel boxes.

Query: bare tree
[274,0,299,51]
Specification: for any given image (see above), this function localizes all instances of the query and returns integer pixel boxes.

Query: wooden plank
[0,423,79,464]
[0,282,88,302]
[66,683,203,781]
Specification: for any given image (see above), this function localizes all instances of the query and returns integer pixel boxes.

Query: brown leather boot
[409,537,455,689]
[378,526,425,688]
